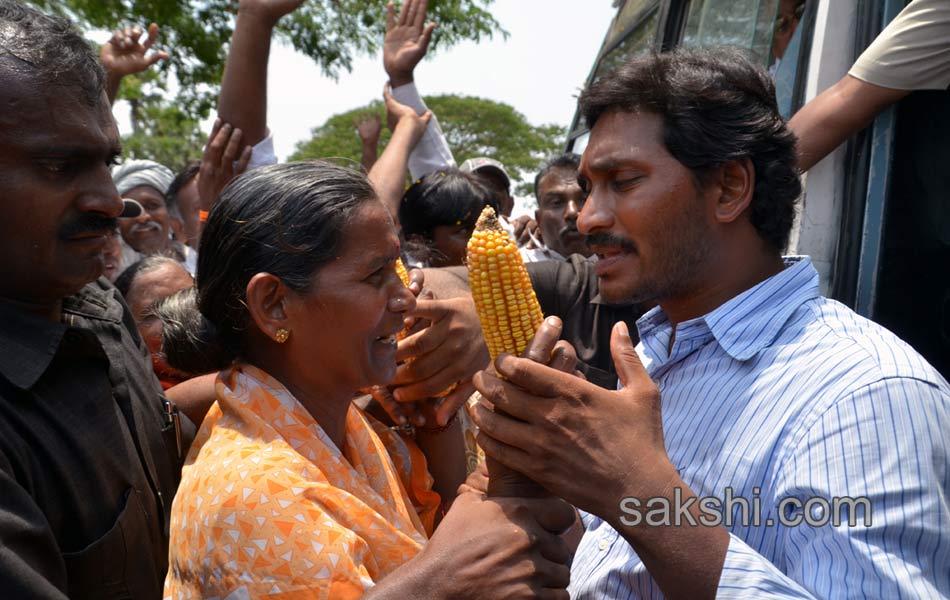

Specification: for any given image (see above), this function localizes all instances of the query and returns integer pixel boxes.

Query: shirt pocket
[62,487,160,600]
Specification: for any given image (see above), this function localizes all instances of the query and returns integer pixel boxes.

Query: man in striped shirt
[471,48,949,599]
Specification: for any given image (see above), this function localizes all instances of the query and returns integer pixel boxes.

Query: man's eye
[612,176,643,191]
[40,160,68,174]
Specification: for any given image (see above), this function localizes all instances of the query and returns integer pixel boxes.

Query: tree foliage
[30,0,505,115]
[290,95,566,194]
[26,0,505,168]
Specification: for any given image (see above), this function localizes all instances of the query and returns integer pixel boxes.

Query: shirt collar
[0,300,67,390]
[637,257,820,364]
[0,281,122,390]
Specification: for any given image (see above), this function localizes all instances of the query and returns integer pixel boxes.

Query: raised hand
[198,119,253,212]
[238,0,307,25]
[384,0,436,87]
[354,113,383,145]
[384,84,431,144]
[100,23,168,79]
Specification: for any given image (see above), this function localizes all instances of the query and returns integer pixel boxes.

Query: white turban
[112,159,175,197]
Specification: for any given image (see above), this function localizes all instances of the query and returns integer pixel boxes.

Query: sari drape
[164,363,440,599]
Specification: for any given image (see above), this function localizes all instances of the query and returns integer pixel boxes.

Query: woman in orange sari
[163,161,573,600]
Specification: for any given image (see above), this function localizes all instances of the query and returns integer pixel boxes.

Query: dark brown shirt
[528,255,644,388]
[0,279,194,599]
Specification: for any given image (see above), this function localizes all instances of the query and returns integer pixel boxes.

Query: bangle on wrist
[416,410,459,435]
[389,410,459,438]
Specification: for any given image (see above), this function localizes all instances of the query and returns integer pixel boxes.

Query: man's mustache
[558,224,581,238]
[586,232,636,253]
[58,215,118,240]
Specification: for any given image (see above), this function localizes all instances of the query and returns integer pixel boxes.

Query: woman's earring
[274,328,290,344]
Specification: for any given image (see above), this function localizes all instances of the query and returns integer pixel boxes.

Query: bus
[567,0,949,377]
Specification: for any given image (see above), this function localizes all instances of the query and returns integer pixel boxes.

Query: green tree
[111,68,204,171]
[27,0,505,167]
[29,0,505,114]
[290,95,566,194]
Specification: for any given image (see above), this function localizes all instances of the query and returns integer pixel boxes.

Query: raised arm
[217,0,304,147]
[355,113,383,173]
[367,86,431,223]
[788,75,908,171]
[383,0,456,179]
[99,24,169,104]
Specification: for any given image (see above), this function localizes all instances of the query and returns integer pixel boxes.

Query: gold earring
[274,328,290,344]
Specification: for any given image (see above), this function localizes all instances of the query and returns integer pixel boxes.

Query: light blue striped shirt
[568,257,950,599]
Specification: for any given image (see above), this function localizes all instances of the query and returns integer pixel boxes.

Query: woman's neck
[244,348,354,451]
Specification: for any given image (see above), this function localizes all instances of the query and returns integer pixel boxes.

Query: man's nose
[565,199,580,222]
[577,190,612,235]
[77,170,123,218]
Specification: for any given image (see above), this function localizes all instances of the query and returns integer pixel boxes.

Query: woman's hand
[198,119,253,212]
[384,84,431,147]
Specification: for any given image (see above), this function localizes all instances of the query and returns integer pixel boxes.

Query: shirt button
[598,538,609,551]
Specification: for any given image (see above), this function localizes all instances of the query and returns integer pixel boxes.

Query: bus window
[605,0,659,50]
[773,1,813,118]
[592,7,661,82]
[681,0,780,64]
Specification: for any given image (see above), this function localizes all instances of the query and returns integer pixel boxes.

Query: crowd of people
[0,0,947,598]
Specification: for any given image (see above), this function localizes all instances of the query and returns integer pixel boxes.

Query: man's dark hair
[165,162,201,221]
[0,1,105,105]
[580,48,801,251]
[534,153,581,202]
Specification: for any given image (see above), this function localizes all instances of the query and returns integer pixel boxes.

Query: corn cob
[394,257,456,398]
[395,258,411,342]
[467,206,548,498]
[466,206,545,361]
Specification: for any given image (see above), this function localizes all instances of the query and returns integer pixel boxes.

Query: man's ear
[534,210,545,243]
[245,273,290,343]
[713,157,755,224]
[169,216,185,241]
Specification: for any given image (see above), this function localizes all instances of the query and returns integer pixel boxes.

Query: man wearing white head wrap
[112,159,181,271]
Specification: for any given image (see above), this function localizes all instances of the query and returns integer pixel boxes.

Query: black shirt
[0,279,195,599]
[528,255,644,388]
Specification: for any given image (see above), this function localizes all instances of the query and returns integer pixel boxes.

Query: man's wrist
[388,72,415,88]
[598,453,680,530]
[236,6,283,29]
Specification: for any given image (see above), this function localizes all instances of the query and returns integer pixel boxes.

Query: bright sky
[113,1,618,162]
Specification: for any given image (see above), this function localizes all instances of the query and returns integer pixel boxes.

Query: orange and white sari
[163,363,441,599]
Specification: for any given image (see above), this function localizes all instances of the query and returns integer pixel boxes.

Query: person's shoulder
[784,296,946,390]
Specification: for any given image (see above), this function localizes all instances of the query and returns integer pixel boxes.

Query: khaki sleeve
[849,0,950,91]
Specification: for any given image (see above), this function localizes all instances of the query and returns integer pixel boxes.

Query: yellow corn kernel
[466,206,544,361]
[395,258,411,341]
